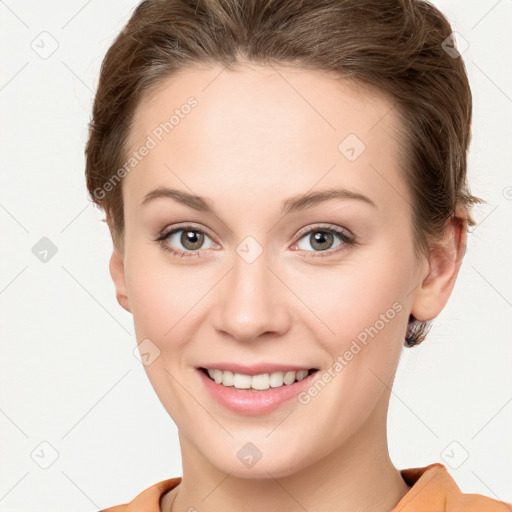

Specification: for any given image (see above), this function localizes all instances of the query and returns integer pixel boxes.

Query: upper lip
[198,363,318,376]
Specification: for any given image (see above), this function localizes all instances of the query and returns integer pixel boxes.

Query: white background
[0,1,511,510]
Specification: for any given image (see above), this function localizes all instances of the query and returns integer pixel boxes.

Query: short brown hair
[85,0,481,346]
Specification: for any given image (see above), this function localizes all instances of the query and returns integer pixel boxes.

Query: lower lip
[196,368,319,416]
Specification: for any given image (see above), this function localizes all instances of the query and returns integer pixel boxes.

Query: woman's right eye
[156,225,218,257]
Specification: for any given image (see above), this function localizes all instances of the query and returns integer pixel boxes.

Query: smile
[197,367,321,416]
[201,367,318,390]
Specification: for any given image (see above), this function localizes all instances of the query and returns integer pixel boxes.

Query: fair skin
[108,64,466,512]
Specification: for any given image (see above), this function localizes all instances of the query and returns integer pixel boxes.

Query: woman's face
[114,64,430,477]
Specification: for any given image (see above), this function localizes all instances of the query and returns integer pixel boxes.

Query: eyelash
[155,223,356,259]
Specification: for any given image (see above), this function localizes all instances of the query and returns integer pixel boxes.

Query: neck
[162,394,410,512]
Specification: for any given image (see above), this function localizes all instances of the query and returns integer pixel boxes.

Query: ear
[105,210,131,313]
[410,209,468,322]
[109,248,131,313]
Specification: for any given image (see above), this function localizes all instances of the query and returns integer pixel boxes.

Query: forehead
[130,63,400,146]
[124,64,408,217]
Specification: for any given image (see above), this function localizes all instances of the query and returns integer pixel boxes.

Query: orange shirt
[100,463,511,511]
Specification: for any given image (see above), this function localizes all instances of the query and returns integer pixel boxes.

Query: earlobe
[109,249,132,313]
[410,214,467,323]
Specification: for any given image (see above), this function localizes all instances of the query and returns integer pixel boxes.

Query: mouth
[198,367,319,391]
[196,365,321,415]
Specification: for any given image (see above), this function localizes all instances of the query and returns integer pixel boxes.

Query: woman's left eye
[292,226,355,256]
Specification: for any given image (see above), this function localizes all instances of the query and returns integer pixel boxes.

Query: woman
[84,0,511,510]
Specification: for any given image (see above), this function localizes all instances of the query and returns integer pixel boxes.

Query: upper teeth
[207,369,310,390]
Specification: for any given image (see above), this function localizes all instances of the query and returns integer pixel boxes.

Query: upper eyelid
[294,223,353,239]
[160,222,215,239]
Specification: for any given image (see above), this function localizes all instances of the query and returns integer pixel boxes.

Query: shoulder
[394,463,511,512]
[99,477,182,512]
[100,506,126,512]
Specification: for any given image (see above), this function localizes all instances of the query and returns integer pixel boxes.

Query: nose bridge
[213,239,290,340]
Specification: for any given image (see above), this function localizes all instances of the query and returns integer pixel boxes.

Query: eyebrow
[140,187,377,214]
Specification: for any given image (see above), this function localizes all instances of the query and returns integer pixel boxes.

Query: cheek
[290,262,410,435]
[127,270,194,345]
[123,250,202,414]
[295,252,411,347]
[124,247,223,369]
[124,242,189,344]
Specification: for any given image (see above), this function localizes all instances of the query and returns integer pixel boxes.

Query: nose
[211,247,292,343]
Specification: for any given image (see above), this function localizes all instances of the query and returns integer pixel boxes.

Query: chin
[199,439,317,480]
